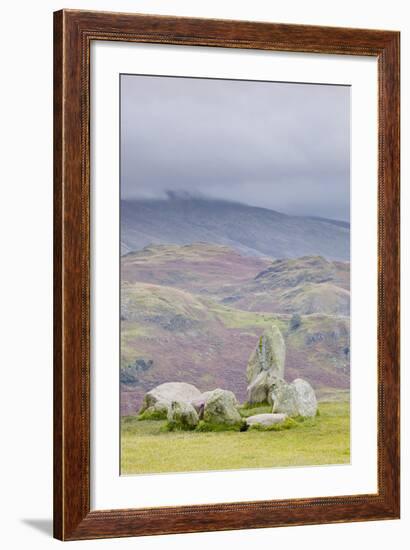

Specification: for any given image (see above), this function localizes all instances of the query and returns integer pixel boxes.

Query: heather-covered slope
[121,243,271,295]
[122,245,350,315]
[121,244,350,415]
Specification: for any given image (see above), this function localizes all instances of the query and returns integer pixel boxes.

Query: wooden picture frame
[54,9,400,541]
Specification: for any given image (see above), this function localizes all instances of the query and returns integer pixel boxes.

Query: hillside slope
[122,245,350,315]
[121,196,350,260]
[121,244,350,415]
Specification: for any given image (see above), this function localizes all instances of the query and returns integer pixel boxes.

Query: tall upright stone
[246,325,286,404]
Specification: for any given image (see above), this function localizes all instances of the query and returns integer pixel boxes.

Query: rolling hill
[121,244,350,415]
[122,245,350,315]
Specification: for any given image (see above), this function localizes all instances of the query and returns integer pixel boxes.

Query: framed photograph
[54,9,400,540]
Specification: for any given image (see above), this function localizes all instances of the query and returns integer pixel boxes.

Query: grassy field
[121,400,350,475]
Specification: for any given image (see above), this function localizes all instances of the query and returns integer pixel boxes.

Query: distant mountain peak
[121,196,350,261]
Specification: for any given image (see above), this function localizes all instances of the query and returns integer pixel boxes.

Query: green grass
[121,401,350,475]
[207,302,286,331]
[239,402,272,416]
[194,420,245,432]
[136,409,167,421]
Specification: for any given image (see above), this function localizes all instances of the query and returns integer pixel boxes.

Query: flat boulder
[270,378,317,417]
[246,413,287,428]
[167,400,199,430]
[203,389,241,425]
[139,382,201,418]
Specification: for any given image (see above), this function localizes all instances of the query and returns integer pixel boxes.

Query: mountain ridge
[121,197,350,261]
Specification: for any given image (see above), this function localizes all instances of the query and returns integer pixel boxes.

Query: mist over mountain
[121,195,350,261]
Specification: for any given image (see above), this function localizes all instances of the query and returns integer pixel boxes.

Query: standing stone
[246,325,286,404]
[203,389,241,425]
[167,400,199,430]
[247,371,270,404]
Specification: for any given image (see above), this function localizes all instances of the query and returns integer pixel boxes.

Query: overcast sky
[121,74,350,221]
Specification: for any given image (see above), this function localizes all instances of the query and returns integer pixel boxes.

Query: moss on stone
[137,409,168,421]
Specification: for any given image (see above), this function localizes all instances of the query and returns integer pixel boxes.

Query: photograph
[119,74,351,475]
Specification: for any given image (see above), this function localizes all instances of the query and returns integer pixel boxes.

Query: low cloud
[121,75,350,221]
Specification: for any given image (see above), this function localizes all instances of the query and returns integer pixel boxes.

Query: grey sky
[121,74,350,221]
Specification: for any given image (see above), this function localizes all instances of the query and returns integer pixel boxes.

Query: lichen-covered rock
[270,378,299,416]
[139,382,201,418]
[270,378,317,417]
[203,389,241,425]
[246,326,286,404]
[167,400,199,430]
[291,378,318,417]
[247,326,285,383]
[139,400,170,419]
[246,413,287,427]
